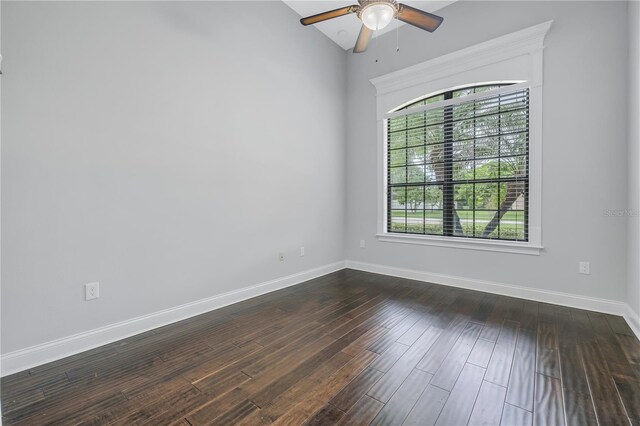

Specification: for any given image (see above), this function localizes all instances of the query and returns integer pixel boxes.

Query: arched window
[386,84,529,241]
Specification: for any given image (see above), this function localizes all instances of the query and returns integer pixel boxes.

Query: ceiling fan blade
[300,5,358,26]
[353,25,373,53]
[397,4,443,32]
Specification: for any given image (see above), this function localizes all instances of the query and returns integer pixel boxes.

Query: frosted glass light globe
[361,3,395,31]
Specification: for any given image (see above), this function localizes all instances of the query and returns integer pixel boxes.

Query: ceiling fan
[299,0,443,53]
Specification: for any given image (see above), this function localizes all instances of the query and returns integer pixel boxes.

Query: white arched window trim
[370,21,552,255]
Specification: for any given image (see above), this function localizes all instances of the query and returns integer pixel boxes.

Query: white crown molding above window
[370,20,553,99]
[371,21,552,255]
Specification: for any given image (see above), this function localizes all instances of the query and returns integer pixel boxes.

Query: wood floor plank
[617,334,640,365]
[304,404,345,425]
[259,351,354,423]
[501,403,533,426]
[416,314,470,373]
[86,376,194,425]
[403,384,449,426]
[537,321,561,379]
[271,350,377,425]
[368,312,421,354]
[367,326,441,403]
[336,395,384,426]
[430,322,483,391]
[370,341,410,373]
[370,369,432,426]
[435,363,486,426]
[580,340,631,425]
[614,376,640,424]
[397,319,431,346]
[480,298,511,342]
[505,328,536,411]
[468,381,507,426]
[485,320,519,387]
[329,367,384,412]
[342,326,389,357]
[533,373,565,426]
[467,338,496,368]
[563,389,598,426]
[606,314,635,336]
[1,389,45,415]
[204,398,260,425]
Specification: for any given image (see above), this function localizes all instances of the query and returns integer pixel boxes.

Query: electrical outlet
[360,240,366,248]
[579,261,590,275]
[300,246,305,257]
[278,252,285,262]
[85,282,99,300]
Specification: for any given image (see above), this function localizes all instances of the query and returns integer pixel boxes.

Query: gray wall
[345,1,629,301]
[1,0,635,357]
[1,1,347,353]
[628,0,640,317]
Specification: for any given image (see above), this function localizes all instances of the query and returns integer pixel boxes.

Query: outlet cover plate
[85,282,100,300]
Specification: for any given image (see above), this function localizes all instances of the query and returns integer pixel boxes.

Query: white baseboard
[624,304,640,340]
[346,260,638,335]
[0,261,346,377]
[3,259,638,377]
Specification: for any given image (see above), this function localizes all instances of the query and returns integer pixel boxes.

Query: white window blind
[386,84,530,241]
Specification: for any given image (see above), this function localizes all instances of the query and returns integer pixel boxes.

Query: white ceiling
[283,0,457,50]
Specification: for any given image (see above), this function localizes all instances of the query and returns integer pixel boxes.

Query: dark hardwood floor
[2,269,639,425]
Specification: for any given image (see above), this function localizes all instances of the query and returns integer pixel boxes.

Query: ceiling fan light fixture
[360,2,396,30]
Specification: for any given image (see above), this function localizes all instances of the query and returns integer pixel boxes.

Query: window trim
[370,21,552,255]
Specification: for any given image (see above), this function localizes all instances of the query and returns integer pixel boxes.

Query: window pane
[499,156,527,178]
[425,143,445,165]
[407,127,427,146]
[474,183,499,209]
[456,210,474,237]
[426,108,445,126]
[454,88,474,98]
[473,114,500,139]
[500,210,526,240]
[425,210,444,235]
[389,129,406,149]
[501,110,527,133]
[390,210,407,233]
[389,167,407,184]
[407,111,426,129]
[403,94,444,110]
[404,99,425,109]
[390,187,406,209]
[406,210,425,234]
[389,117,407,133]
[454,184,474,210]
[474,160,500,180]
[390,149,406,167]
[500,133,527,157]
[426,185,444,209]
[475,136,500,158]
[426,124,444,144]
[406,186,425,210]
[425,163,443,182]
[407,167,426,183]
[481,212,500,238]
[452,139,474,161]
[408,146,426,165]
[453,161,473,181]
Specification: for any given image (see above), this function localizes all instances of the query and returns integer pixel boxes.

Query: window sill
[376,233,543,255]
